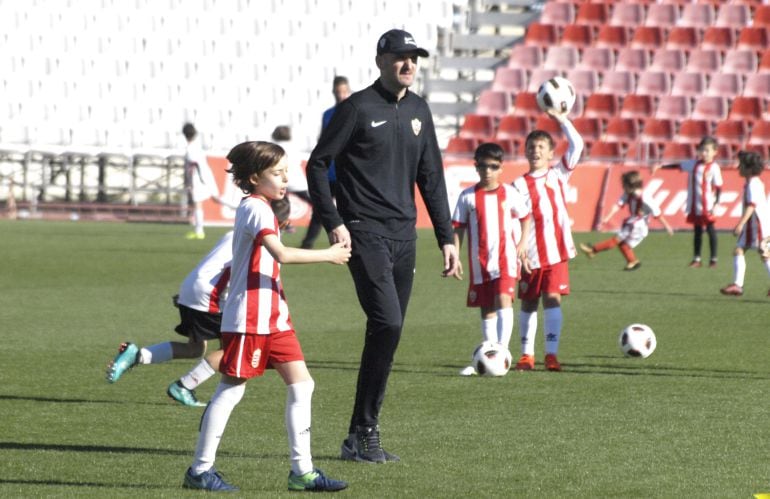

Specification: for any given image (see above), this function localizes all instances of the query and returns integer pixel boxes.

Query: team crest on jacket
[411,118,422,136]
[251,348,262,368]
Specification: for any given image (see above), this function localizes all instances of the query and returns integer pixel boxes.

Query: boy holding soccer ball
[511,107,583,372]
[452,142,532,376]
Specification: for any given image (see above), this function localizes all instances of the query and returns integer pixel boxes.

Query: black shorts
[174,304,222,342]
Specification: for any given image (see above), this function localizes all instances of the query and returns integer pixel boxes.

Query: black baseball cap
[376,29,429,57]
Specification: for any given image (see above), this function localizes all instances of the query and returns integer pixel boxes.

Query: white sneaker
[459,365,477,376]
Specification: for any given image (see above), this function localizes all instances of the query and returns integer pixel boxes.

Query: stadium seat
[491,138,517,157]
[665,27,701,53]
[635,71,671,96]
[527,69,560,93]
[561,23,594,49]
[604,117,639,143]
[736,27,770,54]
[534,115,565,141]
[578,47,615,72]
[705,73,743,99]
[572,116,603,143]
[743,73,770,99]
[744,142,770,159]
[754,5,770,29]
[686,49,722,74]
[655,95,692,121]
[701,27,735,54]
[583,93,619,122]
[609,3,646,27]
[760,50,770,73]
[661,142,696,161]
[626,140,662,163]
[728,96,764,121]
[445,136,477,155]
[748,120,770,144]
[645,4,679,28]
[714,119,748,145]
[620,94,655,123]
[630,27,666,51]
[615,48,650,73]
[691,96,729,121]
[495,115,530,142]
[589,140,624,160]
[641,118,675,142]
[459,114,495,140]
[598,70,636,95]
[475,90,512,118]
[507,45,544,71]
[511,92,542,120]
[649,48,687,72]
[717,142,740,159]
[540,1,576,26]
[524,23,560,49]
[492,67,527,93]
[722,49,758,75]
[678,4,715,29]
[671,73,707,98]
[575,3,609,26]
[714,4,751,30]
[595,25,630,51]
[543,46,580,71]
[677,119,712,143]
[565,68,599,96]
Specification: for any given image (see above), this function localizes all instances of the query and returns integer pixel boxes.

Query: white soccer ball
[472,341,513,377]
[618,324,657,358]
[536,76,576,114]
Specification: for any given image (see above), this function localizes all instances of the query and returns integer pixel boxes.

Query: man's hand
[441,243,461,278]
[329,224,351,249]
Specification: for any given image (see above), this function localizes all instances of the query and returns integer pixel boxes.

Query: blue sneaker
[288,468,347,492]
[106,343,139,383]
[167,380,207,407]
[183,467,238,491]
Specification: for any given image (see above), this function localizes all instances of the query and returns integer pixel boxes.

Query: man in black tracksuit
[306,29,460,463]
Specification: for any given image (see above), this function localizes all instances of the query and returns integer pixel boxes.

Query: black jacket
[306,79,453,247]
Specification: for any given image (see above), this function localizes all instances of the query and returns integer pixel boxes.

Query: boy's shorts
[518,261,570,302]
[467,277,517,308]
[174,301,222,342]
[220,330,304,379]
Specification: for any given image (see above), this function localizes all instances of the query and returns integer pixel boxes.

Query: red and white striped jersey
[617,191,661,225]
[221,196,293,335]
[178,231,233,314]
[452,184,530,284]
[679,160,723,217]
[740,177,770,245]
[512,120,583,269]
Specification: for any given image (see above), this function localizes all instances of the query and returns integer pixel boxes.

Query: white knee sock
[191,381,245,475]
[180,359,217,390]
[734,254,746,287]
[286,379,315,476]
[763,259,770,279]
[194,206,204,236]
[481,317,497,343]
[139,342,173,364]
[519,310,537,356]
[544,307,563,355]
[497,308,514,349]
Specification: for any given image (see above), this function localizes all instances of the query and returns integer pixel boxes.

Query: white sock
[191,381,245,475]
[497,308,514,349]
[194,206,204,236]
[544,307,563,355]
[763,259,770,279]
[180,359,216,390]
[139,342,173,364]
[481,317,497,343]
[286,379,315,476]
[734,254,746,287]
[519,310,537,356]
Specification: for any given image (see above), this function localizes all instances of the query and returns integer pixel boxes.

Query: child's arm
[651,163,681,175]
[656,215,674,236]
[262,234,350,265]
[598,203,621,229]
[734,205,755,237]
[452,227,465,281]
[518,216,532,274]
[546,108,583,170]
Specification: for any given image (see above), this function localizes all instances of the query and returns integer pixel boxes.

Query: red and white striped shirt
[221,196,293,335]
[452,184,530,284]
[512,120,583,269]
[617,191,661,225]
[741,177,770,246]
[178,231,233,314]
[680,159,723,217]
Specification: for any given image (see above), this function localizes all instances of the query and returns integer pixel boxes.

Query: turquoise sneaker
[167,380,207,407]
[183,467,238,491]
[288,468,347,492]
[106,342,139,383]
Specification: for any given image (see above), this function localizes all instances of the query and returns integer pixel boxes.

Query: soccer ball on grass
[536,76,576,115]
[472,341,513,376]
[618,324,657,358]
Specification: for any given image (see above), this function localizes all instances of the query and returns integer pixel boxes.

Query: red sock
[618,242,637,263]
[593,237,619,253]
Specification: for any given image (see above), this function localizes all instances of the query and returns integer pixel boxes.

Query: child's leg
[693,224,704,262]
[191,376,246,474]
[592,236,619,253]
[480,308,497,344]
[733,247,746,286]
[139,339,205,365]
[706,223,718,263]
[542,294,562,356]
[275,361,314,476]
[518,300,538,356]
[618,242,638,264]
[179,349,223,390]
[494,294,514,348]
[193,201,205,237]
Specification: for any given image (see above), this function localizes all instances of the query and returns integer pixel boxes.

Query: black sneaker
[340,425,400,464]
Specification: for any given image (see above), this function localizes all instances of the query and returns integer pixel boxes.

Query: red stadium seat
[512,92,542,119]
[507,45,543,71]
[534,115,565,141]
[649,48,687,72]
[630,27,666,51]
[575,3,609,26]
[445,136,477,155]
[645,4,679,28]
[610,3,646,27]
[691,96,729,121]
[661,142,696,161]
[583,93,619,121]
[528,69,560,93]
[489,138,517,157]
[589,140,624,160]
[604,117,639,143]
[561,23,594,49]
[714,119,748,145]
[685,49,722,74]
[620,94,655,122]
[701,27,735,54]
[492,67,527,92]
[678,3,715,29]
[626,140,662,162]
[543,46,580,71]
[565,68,599,96]
[540,1,576,26]
[729,96,763,121]
[666,27,701,53]
[524,23,560,48]
[722,49,758,75]
[705,73,743,99]
[754,5,770,29]
[736,27,770,54]
[671,73,707,98]
[595,25,630,51]
[579,47,615,72]
[714,4,751,30]
[572,116,603,143]
[677,119,712,143]
[615,48,650,73]
[744,143,770,160]
[476,90,512,117]
[496,115,530,141]
[760,49,770,73]
[743,73,770,99]
[641,118,675,142]
[748,120,770,144]
[598,71,636,95]
[459,114,495,139]
[655,95,692,121]
[636,71,671,96]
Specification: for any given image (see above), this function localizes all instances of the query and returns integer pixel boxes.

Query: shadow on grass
[578,287,769,304]
[0,441,281,460]
[0,478,171,490]
[0,394,168,405]
[560,360,770,380]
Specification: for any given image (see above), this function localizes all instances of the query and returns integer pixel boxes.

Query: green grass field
[1,220,768,498]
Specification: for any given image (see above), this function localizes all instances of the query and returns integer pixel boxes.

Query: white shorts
[617,217,648,249]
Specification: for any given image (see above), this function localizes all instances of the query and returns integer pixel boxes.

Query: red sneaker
[720,284,743,296]
[514,354,535,371]
[544,354,562,372]
[689,260,702,268]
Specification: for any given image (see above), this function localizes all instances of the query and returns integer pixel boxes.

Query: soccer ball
[618,324,657,358]
[536,76,576,114]
[472,341,513,376]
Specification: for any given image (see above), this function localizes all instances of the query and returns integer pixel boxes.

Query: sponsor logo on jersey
[411,118,422,136]
[371,120,387,128]
[251,348,262,368]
